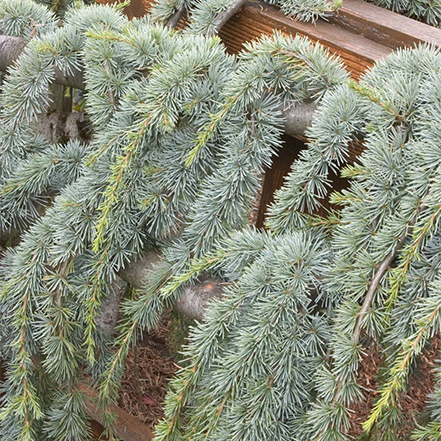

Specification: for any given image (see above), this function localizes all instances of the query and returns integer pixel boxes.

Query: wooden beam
[219,3,389,79]
[79,384,154,441]
[330,0,441,49]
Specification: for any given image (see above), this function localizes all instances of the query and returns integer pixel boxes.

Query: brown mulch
[347,340,384,437]
[396,336,441,439]
[117,314,178,432]
[348,336,441,439]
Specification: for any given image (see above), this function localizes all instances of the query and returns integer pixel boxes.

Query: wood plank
[256,135,303,228]
[253,3,392,61]
[329,0,441,49]
[95,0,152,19]
[79,384,154,441]
[219,3,390,78]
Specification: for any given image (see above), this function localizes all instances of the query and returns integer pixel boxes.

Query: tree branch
[115,105,320,320]
[208,0,248,37]
[281,101,317,138]
[0,33,317,324]
[331,224,412,403]
[118,251,225,321]
[0,34,27,72]
[0,35,316,137]
[177,277,226,319]
[351,234,407,344]
[117,250,160,288]
[166,4,187,28]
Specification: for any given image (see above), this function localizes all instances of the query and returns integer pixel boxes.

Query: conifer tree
[1,1,441,441]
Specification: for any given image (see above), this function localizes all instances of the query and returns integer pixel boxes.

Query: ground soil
[117,314,178,432]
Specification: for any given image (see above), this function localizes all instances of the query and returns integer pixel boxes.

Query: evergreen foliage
[0,0,58,39]
[152,44,441,441]
[1,1,441,441]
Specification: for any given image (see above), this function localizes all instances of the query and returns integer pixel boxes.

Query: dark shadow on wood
[256,134,303,228]
[256,134,350,228]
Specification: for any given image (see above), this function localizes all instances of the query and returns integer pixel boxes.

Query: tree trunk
[35,111,91,144]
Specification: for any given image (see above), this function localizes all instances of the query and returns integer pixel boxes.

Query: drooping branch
[351,230,408,343]
[116,105,319,321]
[0,33,318,325]
[0,35,316,137]
[331,223,412,404]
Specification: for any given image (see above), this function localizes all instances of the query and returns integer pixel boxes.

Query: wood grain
[330,0,441,49]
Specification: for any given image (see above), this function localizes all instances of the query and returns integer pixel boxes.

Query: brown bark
[35,111,91,143]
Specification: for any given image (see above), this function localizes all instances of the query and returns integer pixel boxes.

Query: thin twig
[103,61,115,107]
[332,223,412,402]
[351,232,409,344]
